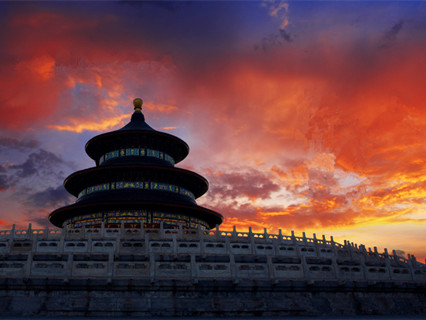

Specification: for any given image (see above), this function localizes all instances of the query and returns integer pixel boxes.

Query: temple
[49,98,222,230]
[0,98,425,317]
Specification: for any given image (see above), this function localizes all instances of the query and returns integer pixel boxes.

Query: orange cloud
[1,4,426,262]
[47,114,129,133]
[144,102,178,114]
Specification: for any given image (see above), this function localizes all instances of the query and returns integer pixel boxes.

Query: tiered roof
[49,98,223,229]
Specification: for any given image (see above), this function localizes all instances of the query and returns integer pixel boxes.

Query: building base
[1,278,425,317]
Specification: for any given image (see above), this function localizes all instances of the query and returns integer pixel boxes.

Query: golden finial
[133,98,143,112]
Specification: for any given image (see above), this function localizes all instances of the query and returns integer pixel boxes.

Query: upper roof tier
[85,98,189,165]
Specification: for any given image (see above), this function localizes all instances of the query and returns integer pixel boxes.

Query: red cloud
[1,4,425,261]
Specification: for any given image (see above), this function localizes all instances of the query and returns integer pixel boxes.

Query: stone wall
[0,278,425,317]
[1,225,426,316]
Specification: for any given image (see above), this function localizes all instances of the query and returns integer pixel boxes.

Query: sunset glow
[0,1,425,261]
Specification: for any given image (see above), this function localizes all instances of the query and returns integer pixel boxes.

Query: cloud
[143,102,178,114]
[47,114,129,133]
[0,137,40,149]
[26,185,72,209]
[1,1,426,260]
[255,0,292,51]
[380,21,404,48]
[8,149,67,179]
[205,168,281,201]
[279,29,293,42]
[0,175,10,192]
[0,145,75,228]
[0,5,177,131]
[263,0,289,30]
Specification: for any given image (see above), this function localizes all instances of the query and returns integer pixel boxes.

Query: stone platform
[1,224,425,316]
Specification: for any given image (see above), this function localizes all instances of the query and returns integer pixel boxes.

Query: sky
[0,0,425,262]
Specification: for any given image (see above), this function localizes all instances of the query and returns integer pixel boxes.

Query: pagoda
[49,98,223,230]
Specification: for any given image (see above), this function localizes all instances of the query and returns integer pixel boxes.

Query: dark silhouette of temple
[49,98,222,230]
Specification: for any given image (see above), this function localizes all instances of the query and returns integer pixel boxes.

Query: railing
[0,223,423,268]
[0,223,425,284]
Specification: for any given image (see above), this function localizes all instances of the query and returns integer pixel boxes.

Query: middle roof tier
[64,164,209,198]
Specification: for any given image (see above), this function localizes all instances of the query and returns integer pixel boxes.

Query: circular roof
[64,164,209,198]
[85,109,189,164]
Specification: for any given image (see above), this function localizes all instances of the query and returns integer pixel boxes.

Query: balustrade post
[249,227,255,254]
[190,254,198,284]
[107,250,114,281]
[230,253,238,284]
[407,255,416,280]
[392,249,398,263]
[348,241,354,260]
[411,255,419,280]
[144,232,150,255]
[27,223,32,240]
[407,254,415,280]
[330,236,338,264]
[411,255,417,266]
[59,227,65,253]
[293,231,308,281]
[178,223,183,240]
[384,248,393,281]
[87,226,93,253]
[359,244,368,280]
[200,226,205,257]
[197,223,202,240]
[66,250,73,281]
[149,251,155,283]
[140,221,145,237]
[172,233,177,257]
[384,248,389,259]
[313,233,319,256]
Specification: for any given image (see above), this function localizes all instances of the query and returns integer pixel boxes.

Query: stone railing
[1,223,425,284]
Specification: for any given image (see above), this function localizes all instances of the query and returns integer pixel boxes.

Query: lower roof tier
[48,200,223,229]
[64,210,211,230]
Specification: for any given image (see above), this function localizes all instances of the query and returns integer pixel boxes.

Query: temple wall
[1,225,426,283]
[1,225,426,316]
[0,279,425,317]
